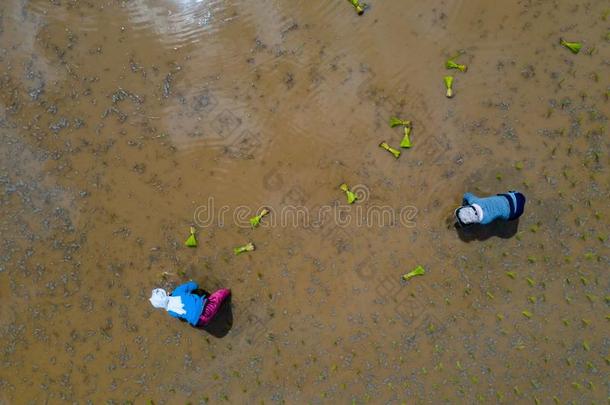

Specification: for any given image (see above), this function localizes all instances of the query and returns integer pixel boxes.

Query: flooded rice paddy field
[1,0,609,403]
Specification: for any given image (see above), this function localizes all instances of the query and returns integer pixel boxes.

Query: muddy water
[1,0,608,403]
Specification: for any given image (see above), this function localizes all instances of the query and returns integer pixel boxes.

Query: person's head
[149,288,169,310]
[455,204,483,226]
[149,288,187,315]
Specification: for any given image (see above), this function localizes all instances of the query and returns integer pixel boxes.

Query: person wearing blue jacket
[455,190,526,227]
[149,281,230,327]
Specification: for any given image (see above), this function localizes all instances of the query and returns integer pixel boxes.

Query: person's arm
[172,281,199,295]
[462,192,476,205]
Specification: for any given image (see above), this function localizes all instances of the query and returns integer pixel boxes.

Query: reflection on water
[125,0,219,47]
[1,0,608,402]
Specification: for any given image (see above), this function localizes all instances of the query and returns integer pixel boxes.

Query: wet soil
[0,0,609,403]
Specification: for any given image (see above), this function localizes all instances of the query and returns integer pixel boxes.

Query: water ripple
[124,0,225,48]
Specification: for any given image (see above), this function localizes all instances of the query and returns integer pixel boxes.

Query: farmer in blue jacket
[149,281,230,327]
[455,191,526,227]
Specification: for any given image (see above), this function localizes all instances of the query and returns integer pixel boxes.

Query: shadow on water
[201,295,233,338]
[454,219,520,242]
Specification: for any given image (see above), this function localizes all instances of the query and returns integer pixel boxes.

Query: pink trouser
[198,289,231,326]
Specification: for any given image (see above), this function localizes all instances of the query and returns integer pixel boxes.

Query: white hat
[457,204,484,225]
[149,288,169,309]
[149,288,186,315]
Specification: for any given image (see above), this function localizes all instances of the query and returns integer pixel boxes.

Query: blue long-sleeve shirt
[168,281,207,326]
[463,191,526,225]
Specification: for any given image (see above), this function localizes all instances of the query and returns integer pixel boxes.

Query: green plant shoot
[444,76,454,98]
[402,265,425,281]
[389,117,411,128]
[560,38,582,54]
[185,226,197,247]
[379,141,401,159]
[234,242,255,255]
[339,183,358,204]
[348,0,366,15]
[400,126,412,148]
[446,59,467,72]
[249,208,270,228]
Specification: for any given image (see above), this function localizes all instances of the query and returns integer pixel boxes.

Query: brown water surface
[1,0,609,403]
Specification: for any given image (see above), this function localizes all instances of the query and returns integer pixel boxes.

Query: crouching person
[455,190,526,227]
[149,281,231,327]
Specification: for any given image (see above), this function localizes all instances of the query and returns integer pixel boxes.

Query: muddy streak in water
[1,0,609,403]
